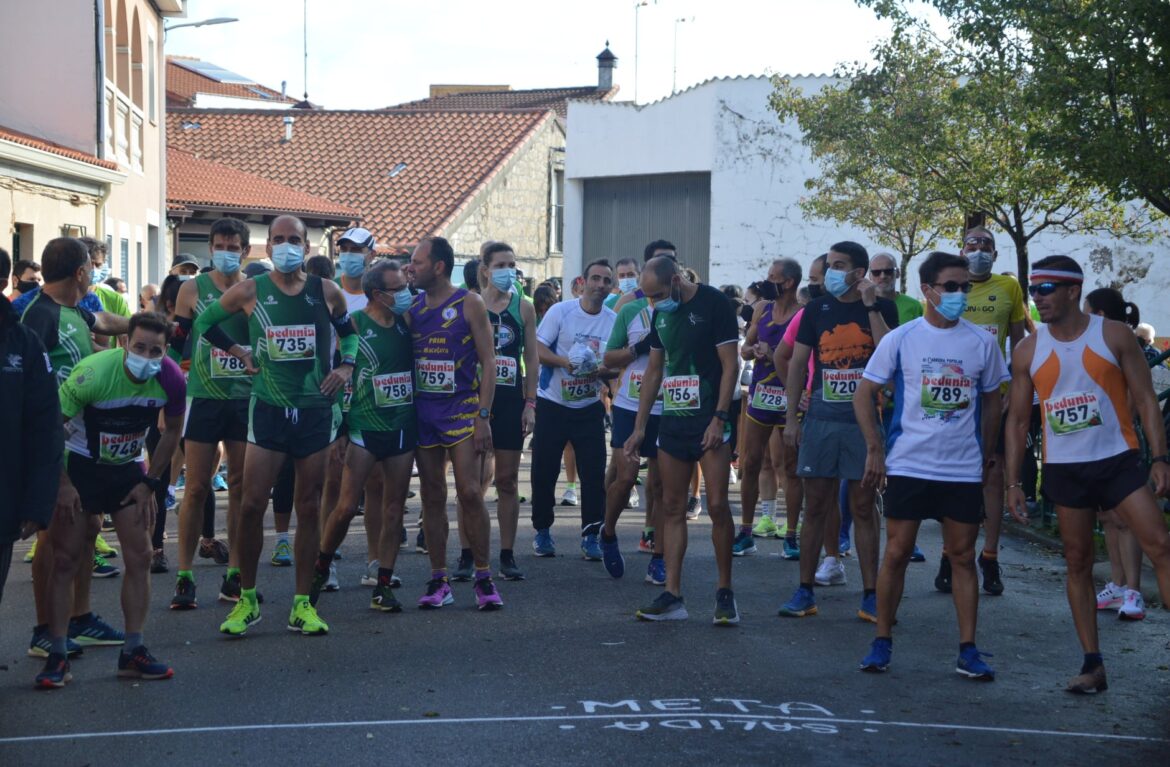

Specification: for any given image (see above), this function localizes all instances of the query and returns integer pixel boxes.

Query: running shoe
[601,536,625,578]
[782,538,800,560]
[1066,665,1108,694]
[860,637,892,672]
[645,557,666,586]
[199,538,230,565]
[1119,589,1146,621]
[685,497,702,520]
[212,472,229,492]
[732,530,757,556]
[626,487,640,509]
[474,576,504,611]
[94,534,118,559]
[636,591,688,621]
[415,529,427,554]
[35,653,71,689]
[417,577,454,609]
[581,533,603,561]
[69,613,124,646]
[118,646,174,680]
[955,646,995,681]
[560,488,578,506]
[28,628,82,658]
[910,545,926,563]
[288,599,329,635]
[979,554,1004,595]
[452,552,474,582]
[360,560,380,587]
[838,536,852,558]
[324,562,340,592]
[150,549,168,574]
[815,557,846,586]
[778,586,818,617]
[858,593,877,623]
[270,539,293,567]
[498,551,526,581]
[1096,582,1124,610]
[219,571,242,602]
[23,539,36,563]
[728,465,738,485]
[165,490,176,510]
[176,473,186,490]
[934,555,953,593]
[400,525,408,548]
[92,554,120,578]
[638,530,655,554]
[713,587,740,626]
[532,528,556,557]
[170,575,197,610]
[752,514,778,538]
[101,514,115,532]
[371,583,403,612]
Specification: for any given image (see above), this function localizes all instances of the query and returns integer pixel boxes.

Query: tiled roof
[167,147,358,220]
[0,125,119,171]
[166,57,295,107]
[167,108,557,251]
[392,85,618,119]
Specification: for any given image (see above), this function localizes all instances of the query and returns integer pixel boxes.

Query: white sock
[760,501,773,518]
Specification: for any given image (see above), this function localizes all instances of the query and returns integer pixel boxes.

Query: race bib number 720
[822,369,863,402]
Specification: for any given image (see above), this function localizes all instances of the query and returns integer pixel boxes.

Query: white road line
[0,712,1165,745]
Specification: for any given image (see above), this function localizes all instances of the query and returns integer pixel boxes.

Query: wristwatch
[1152,454,1170,465]
[478,407,491,419]
[863,304,878,312]
[713,410,731,422]
[139,475,164,493]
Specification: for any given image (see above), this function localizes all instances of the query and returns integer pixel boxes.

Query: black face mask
[756,281,778,302]
[739,304,755,324]
[16,280,39,293]
[807,283,824,300]
[770,280,785,297]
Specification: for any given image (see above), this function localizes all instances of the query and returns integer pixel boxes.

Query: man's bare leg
[656,451,693,596]
[699,443,734,590]
[292,447,329,595]
[236,445,288,590]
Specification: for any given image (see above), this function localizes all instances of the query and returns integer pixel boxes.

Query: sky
[165,0,942,109]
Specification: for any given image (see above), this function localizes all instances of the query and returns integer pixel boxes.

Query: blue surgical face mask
[934,290,968,321]
[91,264,111,284]
[338,252,366,278]
[967,250,994,277]
[619,277,638,294]
[490,267,516,292]
[212,250,241,275]
[271,243,304,273]
[125,351,162,380]
[654,281,680,313]
[824,268,851,298]
[388,288,413,315]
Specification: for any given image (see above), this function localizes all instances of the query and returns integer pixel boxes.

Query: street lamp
[672,17,693,95]
[164,17,238,37]
[634,0,656,103]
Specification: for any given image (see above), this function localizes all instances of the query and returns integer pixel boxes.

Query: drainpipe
[94,0,108,242]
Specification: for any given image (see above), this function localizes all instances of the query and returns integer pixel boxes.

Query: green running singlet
[247,273,334,409]
[347,310,415,433]
[188,271,252,401]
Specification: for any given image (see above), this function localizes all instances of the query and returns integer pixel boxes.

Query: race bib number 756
[663,374,701,413]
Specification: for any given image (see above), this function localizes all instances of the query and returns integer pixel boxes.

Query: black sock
[460,548,472,560]
[785,534,797,546]
[1082,652,1104,674]
[70,612,92,622]
[601,531,617,543]
[650,553,664,561]
[864,589,876,599]
[959,642,976,653]
[315,552,333,574]
[878,636,893,644]
[377,567,394,586]
[500,548,513,559]
[800,582,814,593]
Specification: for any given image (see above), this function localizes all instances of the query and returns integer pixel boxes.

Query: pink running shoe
[417,577,454,609]
[474,575,504,611]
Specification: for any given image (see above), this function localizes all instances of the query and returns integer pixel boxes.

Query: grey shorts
[796,418,867,481]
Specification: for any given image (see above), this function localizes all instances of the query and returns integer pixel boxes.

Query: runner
[407,236,502,610]
[606,257,640,310]
[194,214,354,637]
[600,257,665,583]
[169,218,251,610]
[36,312,186,688]
[1004,256,1170,694]
[312,260,416,613]
[531,260,618,560]
[624,255,740,624]
[734,259,802,559]
[853,251,1008,679]
[779,241,898,621]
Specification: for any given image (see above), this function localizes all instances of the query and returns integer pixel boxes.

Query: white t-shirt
[863,317,1010,482]
[536,298,617,409]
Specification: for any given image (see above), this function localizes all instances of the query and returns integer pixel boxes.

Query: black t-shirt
[647,283,739,420]
[795,295,899,422]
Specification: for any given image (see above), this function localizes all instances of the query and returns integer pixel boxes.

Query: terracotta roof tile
[391,85,618,119]
[166,108,556,250]
[0,125,119,171]
[166,57,295,107]
[167,147,357,220]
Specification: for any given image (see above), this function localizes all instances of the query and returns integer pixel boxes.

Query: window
[13,224,32,261]
[120,238,129,280]
[550,168,565,254]
[136,241,143,292]
[60,224,87,238]
[131,113,143,172]
[147,36,156,121]
[115,99,129,165]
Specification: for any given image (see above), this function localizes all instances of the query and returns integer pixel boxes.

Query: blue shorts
[610,405,660,458]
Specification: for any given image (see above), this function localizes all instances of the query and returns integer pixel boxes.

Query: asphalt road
[2,467,1168,766]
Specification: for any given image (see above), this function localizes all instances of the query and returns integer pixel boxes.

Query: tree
[769,32,1157,289]
[860,0,1170,216]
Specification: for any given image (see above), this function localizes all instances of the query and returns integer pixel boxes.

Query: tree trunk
[1011,233,1029,297]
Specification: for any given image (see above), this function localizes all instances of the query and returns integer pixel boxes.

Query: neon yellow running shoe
[23,539,37,563]
[288,599,329,636]
[94,534,118,559]
[751,515,778,538]
[220,598,261,636]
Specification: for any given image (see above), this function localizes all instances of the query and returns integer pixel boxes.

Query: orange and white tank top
[1030,313,1137,464]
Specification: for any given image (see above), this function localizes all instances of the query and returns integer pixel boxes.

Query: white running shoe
[561,488,579,506]
[1095,581,1124,610]
[1118,589,1146,621]
[324,562,340,592]
[360,560,379,587]
[815,556,846,586]
[627,487,640,509]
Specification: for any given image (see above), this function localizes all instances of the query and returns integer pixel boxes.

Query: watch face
[479,408,491,419]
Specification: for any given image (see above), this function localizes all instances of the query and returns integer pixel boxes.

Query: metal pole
[303,0,308,100]
[634,4,640,103]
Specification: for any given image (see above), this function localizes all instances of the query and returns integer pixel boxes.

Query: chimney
[282,115,295,143]
[597,43,616,91]
[281,80,287,98]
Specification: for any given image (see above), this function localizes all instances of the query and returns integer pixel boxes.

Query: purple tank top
[408,287,479,399]
[750,302,792,387]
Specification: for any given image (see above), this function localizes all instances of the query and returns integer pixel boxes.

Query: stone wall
[446,119,564,282]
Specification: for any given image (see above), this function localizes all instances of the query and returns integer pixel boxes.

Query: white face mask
[125,351,162,380]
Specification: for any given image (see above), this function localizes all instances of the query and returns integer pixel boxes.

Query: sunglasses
[931,281,972,294]
[1027,282,1071,297]
[870,269,896,277]
[964,237,994,247]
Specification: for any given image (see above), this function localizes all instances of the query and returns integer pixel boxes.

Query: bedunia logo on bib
[265,325,316,361]
[1045,391,1102,435]
[920,365,973,419]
